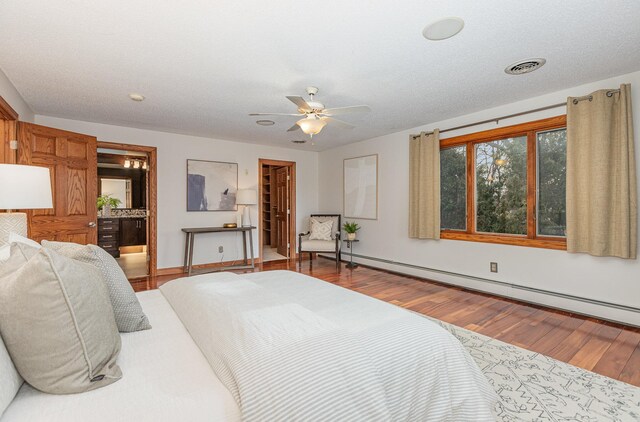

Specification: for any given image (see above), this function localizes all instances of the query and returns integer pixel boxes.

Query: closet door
[18,122,98,244]
[275,166,290,257]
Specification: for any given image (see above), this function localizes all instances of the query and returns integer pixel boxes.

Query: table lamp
[0,164,53,246]
[236,189,257,227]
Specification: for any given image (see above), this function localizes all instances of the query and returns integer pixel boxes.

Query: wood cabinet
[98,218,120,257]
[119,218,146,247]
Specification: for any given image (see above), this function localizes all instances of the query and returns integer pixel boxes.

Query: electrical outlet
[218,246,224,253]
[490,262,498,273]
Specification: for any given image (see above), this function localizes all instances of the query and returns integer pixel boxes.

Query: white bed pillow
[7,233,41,249]
[0,248,122,394]
[42,240,151,333]
[0,242,40,278]
[0,333,22,419]
[0,244,9,262]
[308,218,333,241]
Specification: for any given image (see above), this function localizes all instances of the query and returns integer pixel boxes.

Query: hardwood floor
[132,257,640,387]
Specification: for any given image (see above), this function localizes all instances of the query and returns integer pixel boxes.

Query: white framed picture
[187,159,238,211]
[343,154,378,220]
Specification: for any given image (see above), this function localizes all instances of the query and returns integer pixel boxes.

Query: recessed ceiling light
[504,58,546,75]
[422,17,465,41]
[129,93,145,102]
[256,120,275,126]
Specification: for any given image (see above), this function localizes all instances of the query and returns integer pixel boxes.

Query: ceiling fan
[250,87,371,138]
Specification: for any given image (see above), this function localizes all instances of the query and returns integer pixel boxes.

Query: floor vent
[505,58,546,75]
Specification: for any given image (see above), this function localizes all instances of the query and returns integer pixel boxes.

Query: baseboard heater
[346,253,640,315]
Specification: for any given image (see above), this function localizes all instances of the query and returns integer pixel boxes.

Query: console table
[182,226,256,276]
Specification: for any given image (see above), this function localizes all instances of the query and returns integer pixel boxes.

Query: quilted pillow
[42,240,151,333]
[0,248,122,394]
[309,218,334,241]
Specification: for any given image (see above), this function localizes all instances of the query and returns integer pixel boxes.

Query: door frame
[0,95,18,164]
[258,158,296,262]
[98,141,158,278]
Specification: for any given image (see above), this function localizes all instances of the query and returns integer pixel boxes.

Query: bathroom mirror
[100,177,132,208]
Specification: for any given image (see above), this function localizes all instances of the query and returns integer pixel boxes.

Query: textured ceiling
[1,1,639,151]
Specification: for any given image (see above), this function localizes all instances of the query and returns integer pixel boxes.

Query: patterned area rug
[430,318,640,421]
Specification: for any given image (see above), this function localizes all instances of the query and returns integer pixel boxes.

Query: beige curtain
[409,130,440,239]
[566,84,637,259]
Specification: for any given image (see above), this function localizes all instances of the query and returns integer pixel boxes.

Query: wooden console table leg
[183,232,191,273]
[242,231,248,265]
[187,233,195,276]
[249,229,255,269]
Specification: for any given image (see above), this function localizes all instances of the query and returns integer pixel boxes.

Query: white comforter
[160,270,498,421]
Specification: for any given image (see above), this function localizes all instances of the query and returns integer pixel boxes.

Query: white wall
[319,70,640,326]
[0,68,33,122]
[35,115,319,270]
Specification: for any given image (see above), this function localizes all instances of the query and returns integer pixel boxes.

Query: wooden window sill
[440,231,567,250]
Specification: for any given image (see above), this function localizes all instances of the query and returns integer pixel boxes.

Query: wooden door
[275,166,290,257]
[18,122,98,244]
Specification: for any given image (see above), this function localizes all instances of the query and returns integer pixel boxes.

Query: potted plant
[342,221,360,241]
[97,195,122,217]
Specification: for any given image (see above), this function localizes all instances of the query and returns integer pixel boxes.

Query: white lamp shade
[0,164,53,209]
[296,116,327,135]
[236,189,257,205]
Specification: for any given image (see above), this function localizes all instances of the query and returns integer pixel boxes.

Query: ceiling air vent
[291,140,307,144]
[504,58,546,75]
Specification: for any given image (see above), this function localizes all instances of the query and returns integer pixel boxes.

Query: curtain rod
[411,88,621,140]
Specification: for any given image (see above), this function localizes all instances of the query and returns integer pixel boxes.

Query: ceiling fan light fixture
[296,116,327,136]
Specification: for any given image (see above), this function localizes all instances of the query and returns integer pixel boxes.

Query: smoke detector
[504,58,546,75]
[422,17,465,41]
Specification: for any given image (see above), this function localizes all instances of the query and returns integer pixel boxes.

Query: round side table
[343,239,359,268]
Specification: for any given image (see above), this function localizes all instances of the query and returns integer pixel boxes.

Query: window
[475,136,527,235]
[537,129,567,237]
[440,146,466,230]
[439,116,567,249]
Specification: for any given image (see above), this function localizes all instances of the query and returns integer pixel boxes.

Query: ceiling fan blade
[287,123,301,132]
[322,117,355,129]
[321,105,371,116]
[286,96,313,112]
[249,112,303,116]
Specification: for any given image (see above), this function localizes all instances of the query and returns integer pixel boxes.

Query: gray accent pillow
[0,248,122,394]
[0,245,32,417]
[42,240,151,333]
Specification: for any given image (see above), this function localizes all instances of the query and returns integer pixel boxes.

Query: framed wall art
[187,159,238,211]
[343,154,378,220]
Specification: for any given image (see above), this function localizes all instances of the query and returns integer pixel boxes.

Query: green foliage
[440,130,567,237]
[440,146,467,230]
[97,194,122,210]
[342,221,361,233]
[475,136,527,235]
[537,129,567,236]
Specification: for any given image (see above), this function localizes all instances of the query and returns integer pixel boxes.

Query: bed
[1,270,497,421]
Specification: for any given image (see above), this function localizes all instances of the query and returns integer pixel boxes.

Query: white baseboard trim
[339,253,640,328]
